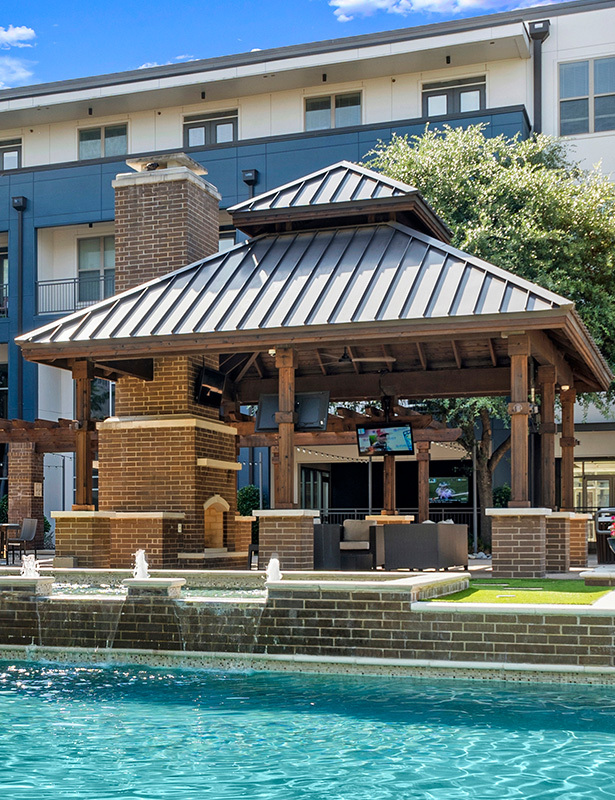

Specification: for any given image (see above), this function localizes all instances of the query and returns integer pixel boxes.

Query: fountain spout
[20,554,40,579]
[133,549,150,580]
[266,554,283,582]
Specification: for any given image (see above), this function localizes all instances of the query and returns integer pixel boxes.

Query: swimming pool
[1,662,614,799]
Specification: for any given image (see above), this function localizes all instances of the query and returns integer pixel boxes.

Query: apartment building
[0,0,614,514]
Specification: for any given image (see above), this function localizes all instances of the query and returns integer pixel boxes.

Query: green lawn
[431,578,613,605]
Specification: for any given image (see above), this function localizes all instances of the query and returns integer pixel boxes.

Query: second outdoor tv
[356,423,414,456]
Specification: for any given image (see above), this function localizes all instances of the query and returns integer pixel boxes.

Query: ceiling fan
[319,347,396,364]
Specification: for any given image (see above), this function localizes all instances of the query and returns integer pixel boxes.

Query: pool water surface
[1,662,614,799]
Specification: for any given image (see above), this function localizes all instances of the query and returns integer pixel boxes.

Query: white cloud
[0,55,34,88]
[329,0,554,21]
[0,24,36,49]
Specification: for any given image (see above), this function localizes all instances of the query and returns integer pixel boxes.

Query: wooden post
[508,335,531,508]
[560,387,577,511]
[416,441,431,522]
[72,359,95,510]
[537,365,556,510]
[383,453,396,515]
[274,348,297,509]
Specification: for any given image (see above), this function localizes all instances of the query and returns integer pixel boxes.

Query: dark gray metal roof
[229,161,415,214]
[19,221,570,348]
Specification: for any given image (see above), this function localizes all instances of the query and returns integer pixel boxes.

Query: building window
[422,77,486,118]
[78,236,115,303]
[305,92,362,131]
[0,139,21,171]
[183,111,238,148]
[560,57,615,135]
[0,363,7,419]
[78,124,127,160]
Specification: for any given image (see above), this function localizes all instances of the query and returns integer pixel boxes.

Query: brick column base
[52,512,112,568]
[109,513,184,569]
[569,515,591,568]
[545,514,571,573]
[486,508,552,578]
[254,510,320,570]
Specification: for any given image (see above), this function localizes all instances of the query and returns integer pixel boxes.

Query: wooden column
[538,365,557,510]
[416,441,431,523]
[274,348,297,509]
[383,453,396,515]
[72,359,95,511]
[508,335,531,508]
[560,387,577,511]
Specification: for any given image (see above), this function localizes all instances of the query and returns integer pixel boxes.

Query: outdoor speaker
[194,366,226,408]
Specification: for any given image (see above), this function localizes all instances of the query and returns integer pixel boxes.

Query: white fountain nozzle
[266,554,282,582]
[20,554,41,579]
[133,549,150,580]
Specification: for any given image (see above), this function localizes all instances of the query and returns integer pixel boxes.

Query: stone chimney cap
[126,153,208,175]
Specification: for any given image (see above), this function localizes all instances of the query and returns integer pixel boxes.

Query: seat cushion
[340,541,371,550]
[342,519,371,541]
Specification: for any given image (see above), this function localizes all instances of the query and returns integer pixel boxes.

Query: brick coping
[485,507,553,517]
[412,599,615,616]
[51,511,186,520]
[113,166,222,200]
[253,509,320,518]
[2,644,615,685]
[549,512,593,520]
[97,414,237,436]
[266,573,469,594]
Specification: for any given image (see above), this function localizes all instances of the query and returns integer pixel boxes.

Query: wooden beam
[237,367,511,403]
[253,355,264,378]
[416,441,431,523]
[488,338,498,367]
[72,359,95,510]
[316,350,328,376]
[383,453,396,515]
[452,341,462,370]
[507,335,530,508]
[236,424,461,448]
[274,348,297,509]
[528,331,574,388]
[537,364,557,510]
[560,387,577,511]
[416,342,428,370]
[96,359,154,381]
[382,345,394,372]
[347,346,360,374]
[235,352,260,383]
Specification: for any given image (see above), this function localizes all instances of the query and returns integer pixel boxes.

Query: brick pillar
[569,514,590,568]
[487,508,552,578]
[545,513,570,573]
[254,510,319,570]
[8,442,45,548]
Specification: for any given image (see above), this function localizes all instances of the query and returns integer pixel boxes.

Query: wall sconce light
[268,348,277,357]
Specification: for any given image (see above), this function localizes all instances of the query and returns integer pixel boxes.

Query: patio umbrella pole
[472,443,478,556]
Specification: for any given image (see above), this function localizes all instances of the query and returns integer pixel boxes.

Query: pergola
[16,161,612,524]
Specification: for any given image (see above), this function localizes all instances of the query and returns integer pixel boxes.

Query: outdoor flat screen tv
[356,424,414,456]
[428,476,469,504]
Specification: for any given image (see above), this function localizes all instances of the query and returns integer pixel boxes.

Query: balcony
[37,275,115,315]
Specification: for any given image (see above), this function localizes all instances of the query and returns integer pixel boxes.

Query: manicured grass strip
[430,578,612,605]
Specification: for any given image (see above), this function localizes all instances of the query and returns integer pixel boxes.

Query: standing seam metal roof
[19,221,571,348]
[229,161,415,214]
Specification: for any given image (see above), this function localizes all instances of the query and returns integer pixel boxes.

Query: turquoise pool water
[1,662,615,799]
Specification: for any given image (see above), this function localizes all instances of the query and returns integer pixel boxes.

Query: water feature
[133,548,150,579]
[0,662,614,800]
[266,553,283,582]
[20,554,40,578]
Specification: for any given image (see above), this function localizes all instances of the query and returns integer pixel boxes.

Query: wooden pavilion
[14,159,612,573]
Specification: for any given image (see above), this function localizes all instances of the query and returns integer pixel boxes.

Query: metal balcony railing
[37,275,115,314]
[0,285,7,317]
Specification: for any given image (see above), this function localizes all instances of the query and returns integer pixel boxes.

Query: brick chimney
[112,153,221,291]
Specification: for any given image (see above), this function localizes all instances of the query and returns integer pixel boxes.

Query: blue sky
[1,0,563,89]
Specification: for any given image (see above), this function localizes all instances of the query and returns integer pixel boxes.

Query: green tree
[365,125,615,541]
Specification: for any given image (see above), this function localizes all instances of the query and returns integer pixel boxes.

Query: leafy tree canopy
[365,125,615,374]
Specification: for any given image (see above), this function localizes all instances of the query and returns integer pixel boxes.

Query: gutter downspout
[529,20,551,135]
[11,195,27,419]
